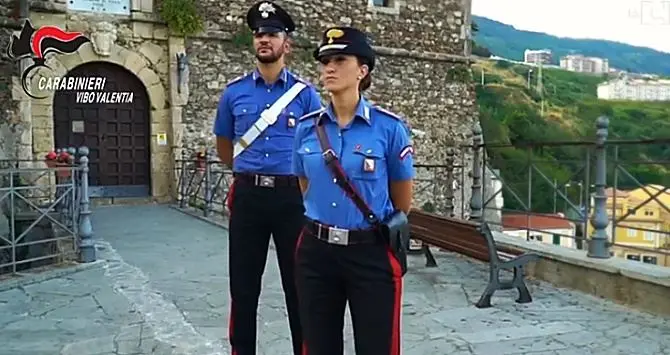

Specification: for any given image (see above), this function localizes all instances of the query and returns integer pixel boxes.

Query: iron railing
[437,117,670,267]
[173,117,670,267]
[174,152,233,220]
[172,152,467,221]
[0,147,95,276]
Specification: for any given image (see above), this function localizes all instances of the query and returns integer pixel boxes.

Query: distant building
[524,49,552,65]
[587,185,670,266]
[560,54,609,74]
[597,78,670,101]
[502,213,576,249]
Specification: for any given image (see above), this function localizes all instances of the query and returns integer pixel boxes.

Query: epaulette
[299,107,325,121]
[289,72,315,87]
[373,105,403,121]
[225,73,249,87]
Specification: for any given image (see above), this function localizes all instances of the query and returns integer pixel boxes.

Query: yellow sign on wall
[156,132,168,146]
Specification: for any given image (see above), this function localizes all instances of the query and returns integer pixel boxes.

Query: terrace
[0,116,669,354]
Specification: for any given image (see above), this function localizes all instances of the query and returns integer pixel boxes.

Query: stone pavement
[0,204,669,355]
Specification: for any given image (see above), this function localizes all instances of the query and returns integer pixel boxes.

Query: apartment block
[586,185,670,266]
[598,78,670,101]
[560,54,609,74]
[524,49,552,65]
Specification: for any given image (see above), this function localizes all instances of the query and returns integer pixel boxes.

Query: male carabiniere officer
[213,2,322,355]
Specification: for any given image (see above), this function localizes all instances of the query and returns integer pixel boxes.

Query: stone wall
[0,0,479,211]
[0,0,22,161]
[200,0,469,55]
[183,0,478,215]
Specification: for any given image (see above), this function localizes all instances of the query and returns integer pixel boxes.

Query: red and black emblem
[6,19,90,99]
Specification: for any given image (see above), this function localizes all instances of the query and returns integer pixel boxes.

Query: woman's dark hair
[356,57,372,91]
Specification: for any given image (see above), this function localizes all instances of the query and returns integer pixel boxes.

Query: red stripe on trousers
[294,229,308,354]
[386,249,403,355]
[226,181,235,213]
[229,299,236,355]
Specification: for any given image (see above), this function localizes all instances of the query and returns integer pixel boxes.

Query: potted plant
[45,150,74,178]
[194,149,207,171]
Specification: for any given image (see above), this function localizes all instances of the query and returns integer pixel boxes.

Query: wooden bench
[408,210,540,308]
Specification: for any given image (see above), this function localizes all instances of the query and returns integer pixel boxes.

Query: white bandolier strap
[233,82,307,158]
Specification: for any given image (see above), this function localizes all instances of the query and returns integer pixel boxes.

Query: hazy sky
[471,0,670,53]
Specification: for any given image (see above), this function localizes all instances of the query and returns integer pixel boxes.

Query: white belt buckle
[256,175,275,187]
[328,227,349,245]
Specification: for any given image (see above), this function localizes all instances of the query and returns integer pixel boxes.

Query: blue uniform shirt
[213,68,322,175]
[292,97,415,230]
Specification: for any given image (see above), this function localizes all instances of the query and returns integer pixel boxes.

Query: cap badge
[259,2,276,18]
[326,28,344,44]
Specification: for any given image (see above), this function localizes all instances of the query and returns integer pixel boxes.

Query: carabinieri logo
[6,19,90,99]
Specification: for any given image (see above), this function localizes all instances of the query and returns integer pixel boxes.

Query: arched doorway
[53,61,151,197]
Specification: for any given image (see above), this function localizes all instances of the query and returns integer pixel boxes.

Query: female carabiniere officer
[291,26,415,355]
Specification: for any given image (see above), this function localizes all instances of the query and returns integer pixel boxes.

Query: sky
[471,0,670,53]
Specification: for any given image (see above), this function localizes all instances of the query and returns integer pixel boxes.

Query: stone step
[91,197,163,207]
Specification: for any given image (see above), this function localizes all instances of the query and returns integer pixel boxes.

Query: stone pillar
[587,116,611,259]
[77,146,95,263]
[445,148,455,217]
[168,36,188,198]
[469,122,483,222]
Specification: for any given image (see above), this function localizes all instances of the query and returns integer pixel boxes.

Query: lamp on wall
[176,52,188,93]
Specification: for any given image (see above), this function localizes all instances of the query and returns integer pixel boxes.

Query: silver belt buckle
[327,226,349,245]
[256,175,275,187]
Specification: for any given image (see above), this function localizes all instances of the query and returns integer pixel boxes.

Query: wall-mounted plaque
[156,132,168,146]
[68,0,130,15]
[72,120,85,133]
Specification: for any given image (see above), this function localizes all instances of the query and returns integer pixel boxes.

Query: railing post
[445,148,455,217]
[469,122,483,222]
[204,150,212,217]
[77,146,96,263]
[179,150,187,208]
[587,116,611,259]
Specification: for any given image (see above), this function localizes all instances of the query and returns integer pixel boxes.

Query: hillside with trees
[472,15,670,76]
[472,59,670,214]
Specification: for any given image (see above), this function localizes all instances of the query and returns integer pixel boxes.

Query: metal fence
[461,116,670,266]
[174,150,233,219]
[172,117,670,267]
[172,151,469,221]
[0,147,95,276]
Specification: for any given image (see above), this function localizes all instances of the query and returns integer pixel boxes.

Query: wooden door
[53,62,151,197]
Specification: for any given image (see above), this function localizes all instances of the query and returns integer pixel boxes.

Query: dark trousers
[295,228,404,355]
[227,180,305,355]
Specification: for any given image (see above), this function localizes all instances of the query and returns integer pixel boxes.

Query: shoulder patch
[373,105,403,121]
[399,145,414,160]
[291,73,314,87]
[299,107,325,121]
[225,73,249,87]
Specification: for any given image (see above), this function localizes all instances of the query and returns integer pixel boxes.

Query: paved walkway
[0,204,669,355]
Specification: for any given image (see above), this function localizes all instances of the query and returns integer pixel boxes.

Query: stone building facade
[0,0,478,214]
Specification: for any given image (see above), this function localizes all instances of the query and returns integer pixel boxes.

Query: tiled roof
[502,213,574,230]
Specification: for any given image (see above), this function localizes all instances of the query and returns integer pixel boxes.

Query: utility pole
[537,61,544,117]
[553,179,557,213]
[481,69,485,85]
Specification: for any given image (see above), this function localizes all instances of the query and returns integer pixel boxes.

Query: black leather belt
[305,218,379,246]
[233,173,299,188]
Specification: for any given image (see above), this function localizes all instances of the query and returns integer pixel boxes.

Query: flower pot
[45,159,58,168]
[196,158,206,171]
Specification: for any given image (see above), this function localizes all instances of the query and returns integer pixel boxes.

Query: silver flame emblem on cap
[259,2,276,18]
